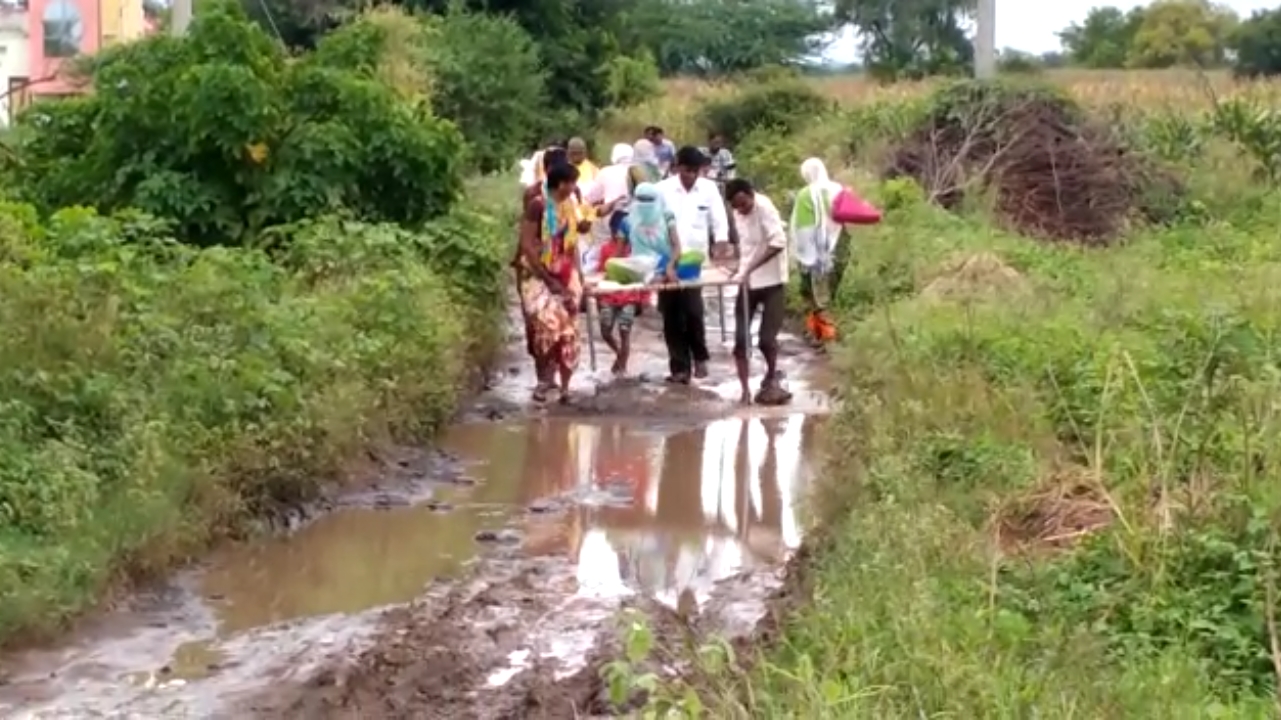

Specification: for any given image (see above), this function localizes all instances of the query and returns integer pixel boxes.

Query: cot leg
[718,285,727,342]
[586,296,597,372]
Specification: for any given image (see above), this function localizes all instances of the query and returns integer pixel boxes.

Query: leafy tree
[1229,7,1281,77]
[834,0,975,81]
[408,0,628,125]
[420,7,548,172]
[1127,0,1237,68]
[603,49,662,107]
[622,0,834,77]
[240,0,631,125]
[1058,6,1146,68]
[9,3,464,246]
[241,0,347,49]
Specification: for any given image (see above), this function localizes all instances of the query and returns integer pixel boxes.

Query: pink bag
[831,187,881,225]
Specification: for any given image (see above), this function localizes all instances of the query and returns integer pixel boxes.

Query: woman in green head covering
[602,182,680,284]
[627,182,681,264]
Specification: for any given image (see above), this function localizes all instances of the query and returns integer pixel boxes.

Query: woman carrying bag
[790,158,847,345]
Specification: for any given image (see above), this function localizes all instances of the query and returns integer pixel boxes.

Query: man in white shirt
[657,146,730,382]
[725,177,791,406]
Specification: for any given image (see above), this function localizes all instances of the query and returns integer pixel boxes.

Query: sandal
[665,374,691,385]
[532,382,553,403]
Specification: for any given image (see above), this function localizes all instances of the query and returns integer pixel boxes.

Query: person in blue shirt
[644,125,677,177]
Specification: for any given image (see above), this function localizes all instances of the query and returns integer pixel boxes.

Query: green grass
[699,186,1281,716]
[589,76,1281,716]
[601,78,1281,711]
[0,176,515,645]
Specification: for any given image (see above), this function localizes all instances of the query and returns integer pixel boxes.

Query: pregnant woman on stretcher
[597,182,684,376]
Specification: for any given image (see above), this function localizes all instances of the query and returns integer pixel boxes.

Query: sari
[520,185,583,372]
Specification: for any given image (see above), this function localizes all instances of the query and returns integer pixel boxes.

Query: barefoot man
[725,177,792,405]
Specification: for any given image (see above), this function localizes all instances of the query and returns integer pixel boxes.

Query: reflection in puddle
[0,415,821,710]
[446,414,823,607]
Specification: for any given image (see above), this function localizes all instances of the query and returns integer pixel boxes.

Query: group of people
[513,129,846,407]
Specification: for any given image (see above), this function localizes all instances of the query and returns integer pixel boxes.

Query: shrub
[696,78,831,145]
[604,50,662,110]
[421,7,549,173]
[0,195,512,642]
[1229,8,1281,78]
[8,2,465,246]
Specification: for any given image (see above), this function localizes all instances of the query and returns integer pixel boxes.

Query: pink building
[27,0,96,96]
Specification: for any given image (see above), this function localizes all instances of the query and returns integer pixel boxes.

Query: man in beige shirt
[725,178,791,405]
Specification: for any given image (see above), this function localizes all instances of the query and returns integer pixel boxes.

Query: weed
[604,69,1281,716]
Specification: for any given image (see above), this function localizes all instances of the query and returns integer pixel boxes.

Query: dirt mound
[887,82,1178,245]
[920,252,1027,301]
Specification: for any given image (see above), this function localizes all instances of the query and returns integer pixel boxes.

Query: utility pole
[171,0,192,37]
[975,0,996,79]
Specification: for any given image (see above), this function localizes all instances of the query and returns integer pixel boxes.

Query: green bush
[0,191,510,643]
[604,50,662,109]
[421,7,549,173]
[696,78,831,146]
[9,2,464,246]
[711,191,1281,713]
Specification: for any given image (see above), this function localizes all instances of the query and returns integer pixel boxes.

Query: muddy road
[0,291,832,718]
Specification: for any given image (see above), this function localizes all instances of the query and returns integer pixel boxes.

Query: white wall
[0,19,30,127]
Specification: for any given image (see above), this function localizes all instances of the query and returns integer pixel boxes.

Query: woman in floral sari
[518,161,585,402]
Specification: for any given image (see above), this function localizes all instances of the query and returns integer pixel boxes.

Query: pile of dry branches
[886,82,1174,245]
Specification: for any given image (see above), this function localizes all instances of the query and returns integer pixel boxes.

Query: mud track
[1,292,830,718]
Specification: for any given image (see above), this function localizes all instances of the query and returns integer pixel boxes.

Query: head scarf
[793,157,843,273]
[540,157,581,271]
[627,182,670,258]
[801,157,838,188]
[633,139,656,165]
[629,139,662,188]
[541,183,578,271]
[611,143,633,165]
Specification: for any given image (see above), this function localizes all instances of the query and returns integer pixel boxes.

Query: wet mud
[0,290,831,718]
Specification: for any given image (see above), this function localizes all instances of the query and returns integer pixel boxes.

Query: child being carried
[596,214,649,376]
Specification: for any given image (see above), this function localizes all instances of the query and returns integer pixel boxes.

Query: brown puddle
[198,491,511,635]
[200,414,822,631]
[444,414,824,603]
[0,414,824,716]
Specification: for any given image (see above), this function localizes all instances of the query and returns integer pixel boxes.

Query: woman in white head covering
[611,142,633,165]
[631,139,661,184]
[791,157,844,343]
[581,142,638,258]
[584,143,635,211]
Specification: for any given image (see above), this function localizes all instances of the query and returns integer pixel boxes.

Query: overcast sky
[823,0,1278,61]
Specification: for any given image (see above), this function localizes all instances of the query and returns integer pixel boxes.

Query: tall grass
[603,69,1281,716]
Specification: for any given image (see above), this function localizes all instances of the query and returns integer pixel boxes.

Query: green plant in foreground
[603,609,737,718]
[633,79,1281,709]
[0,185,511,644]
